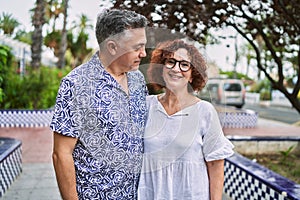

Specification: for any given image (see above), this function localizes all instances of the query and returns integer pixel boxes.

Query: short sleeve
[50,78,81,138]
[202,103,234,161]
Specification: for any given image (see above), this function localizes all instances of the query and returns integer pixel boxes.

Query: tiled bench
[218,108,258,128]
[0,108,258,128]
[0,137,22,198]
[224,153,300,200]
[0,109,53,127]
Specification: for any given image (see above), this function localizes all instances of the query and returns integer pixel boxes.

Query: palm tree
[68,14,94,68]
[14,30,32,45]
[68,31,93,68]
[0,12,20,36]
[73,14,94,32]
[57,0,69,68]
[45,0,64,31]
[44,30,61,56]
[31,0,46,69]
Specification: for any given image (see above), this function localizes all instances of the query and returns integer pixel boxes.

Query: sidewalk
[223,117,300,137]
[0,118,299,199]
[0,127,60,200]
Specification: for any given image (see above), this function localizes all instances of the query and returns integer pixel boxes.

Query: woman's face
[162,48,193,92]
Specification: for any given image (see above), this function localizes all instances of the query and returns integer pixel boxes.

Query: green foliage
[279,145,295,164]
[1,66,71,109]
[249,79,272,100]
[67,30,93,68]
[249,79,272,99]
[14,30,32,45]
[260,90,271,101]
[0,45,71,109]
[219,70,252,80]
[0,45,13,68]
[0,45,13,103]
[0,12,20,35]
[292,166,300,178]
[44,30,62,57]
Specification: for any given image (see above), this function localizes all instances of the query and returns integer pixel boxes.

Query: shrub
[2,66,70,109]
[260,89,271,100]
[0,45,13,104]
[0,45,71,109]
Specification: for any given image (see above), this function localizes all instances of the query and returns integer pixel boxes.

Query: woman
[138,39,234,200]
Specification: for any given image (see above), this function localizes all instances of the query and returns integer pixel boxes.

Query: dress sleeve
[202,103,234,162]
[50,78,81,138]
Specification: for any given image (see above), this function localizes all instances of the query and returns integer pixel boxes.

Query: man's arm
[52,132,78,200]
[206,159,225,200]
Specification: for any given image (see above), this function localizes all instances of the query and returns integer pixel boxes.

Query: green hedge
[0,44,71,109]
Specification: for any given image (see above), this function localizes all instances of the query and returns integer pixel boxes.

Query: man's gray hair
[96,9,148,46]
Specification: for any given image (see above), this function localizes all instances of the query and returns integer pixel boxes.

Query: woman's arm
[206,159,225,200]
[52,132,78,200]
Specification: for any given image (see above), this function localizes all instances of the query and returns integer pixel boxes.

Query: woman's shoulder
[197,99,215,110]
[146,95,158,103]
[195,100,220,119]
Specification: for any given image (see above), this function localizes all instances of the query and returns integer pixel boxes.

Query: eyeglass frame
[163,58,193,72]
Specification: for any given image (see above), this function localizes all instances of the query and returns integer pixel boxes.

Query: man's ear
[106,40,118,55]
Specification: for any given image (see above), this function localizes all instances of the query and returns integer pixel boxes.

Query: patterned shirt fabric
[138,95,234,200]
[50,52,148,199]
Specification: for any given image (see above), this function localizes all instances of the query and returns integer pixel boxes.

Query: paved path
[0,118,299,199]
[223,118,300,137]
[0,127,60,200]
[0,164,60,200]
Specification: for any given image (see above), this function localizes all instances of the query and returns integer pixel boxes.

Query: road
[243,103,300,125]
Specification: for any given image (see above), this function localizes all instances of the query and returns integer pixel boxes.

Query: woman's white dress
[138,95,234,200]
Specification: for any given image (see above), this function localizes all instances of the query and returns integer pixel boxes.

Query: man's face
[114,28,147,72]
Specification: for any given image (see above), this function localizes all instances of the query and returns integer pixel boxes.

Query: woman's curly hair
[147,39,208,93]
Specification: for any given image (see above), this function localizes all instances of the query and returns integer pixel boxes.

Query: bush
[260,89,271,100]
[1,66,70,109]
[0,45,71,109]
[0,45,13,104]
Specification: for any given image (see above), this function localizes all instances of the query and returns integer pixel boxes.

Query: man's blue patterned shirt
[50,52,148,199]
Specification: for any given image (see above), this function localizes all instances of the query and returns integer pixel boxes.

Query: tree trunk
[57,0,69,69]
[31,0,46,69]
[275,82,300,114]
[289,97,300,114]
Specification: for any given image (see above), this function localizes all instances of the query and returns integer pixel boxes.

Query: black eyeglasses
[164,58,192,72]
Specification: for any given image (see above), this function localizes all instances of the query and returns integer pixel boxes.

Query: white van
[197,78,246,108]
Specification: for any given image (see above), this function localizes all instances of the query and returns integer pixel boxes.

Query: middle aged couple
[51,8,234,200]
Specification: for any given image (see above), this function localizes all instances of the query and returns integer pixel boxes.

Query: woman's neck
[158,90,199,115]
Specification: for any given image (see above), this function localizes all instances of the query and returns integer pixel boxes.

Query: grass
[242,148,300,184]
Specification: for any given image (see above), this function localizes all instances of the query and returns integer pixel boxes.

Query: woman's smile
[168,71,184,80]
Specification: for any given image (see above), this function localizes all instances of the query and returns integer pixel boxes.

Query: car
[197,78,246,108]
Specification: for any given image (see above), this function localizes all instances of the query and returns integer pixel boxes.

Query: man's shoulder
[64,57,104,83]
[62,64,86,83]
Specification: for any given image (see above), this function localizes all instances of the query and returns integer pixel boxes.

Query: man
[50,9,148,199]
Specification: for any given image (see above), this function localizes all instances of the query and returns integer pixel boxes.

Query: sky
[0,0,253,77]
[0,0,108,47]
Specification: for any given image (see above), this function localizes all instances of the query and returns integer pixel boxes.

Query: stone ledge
[227,136,300,154]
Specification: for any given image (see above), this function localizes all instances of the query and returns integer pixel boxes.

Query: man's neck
[98,51,126,78]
